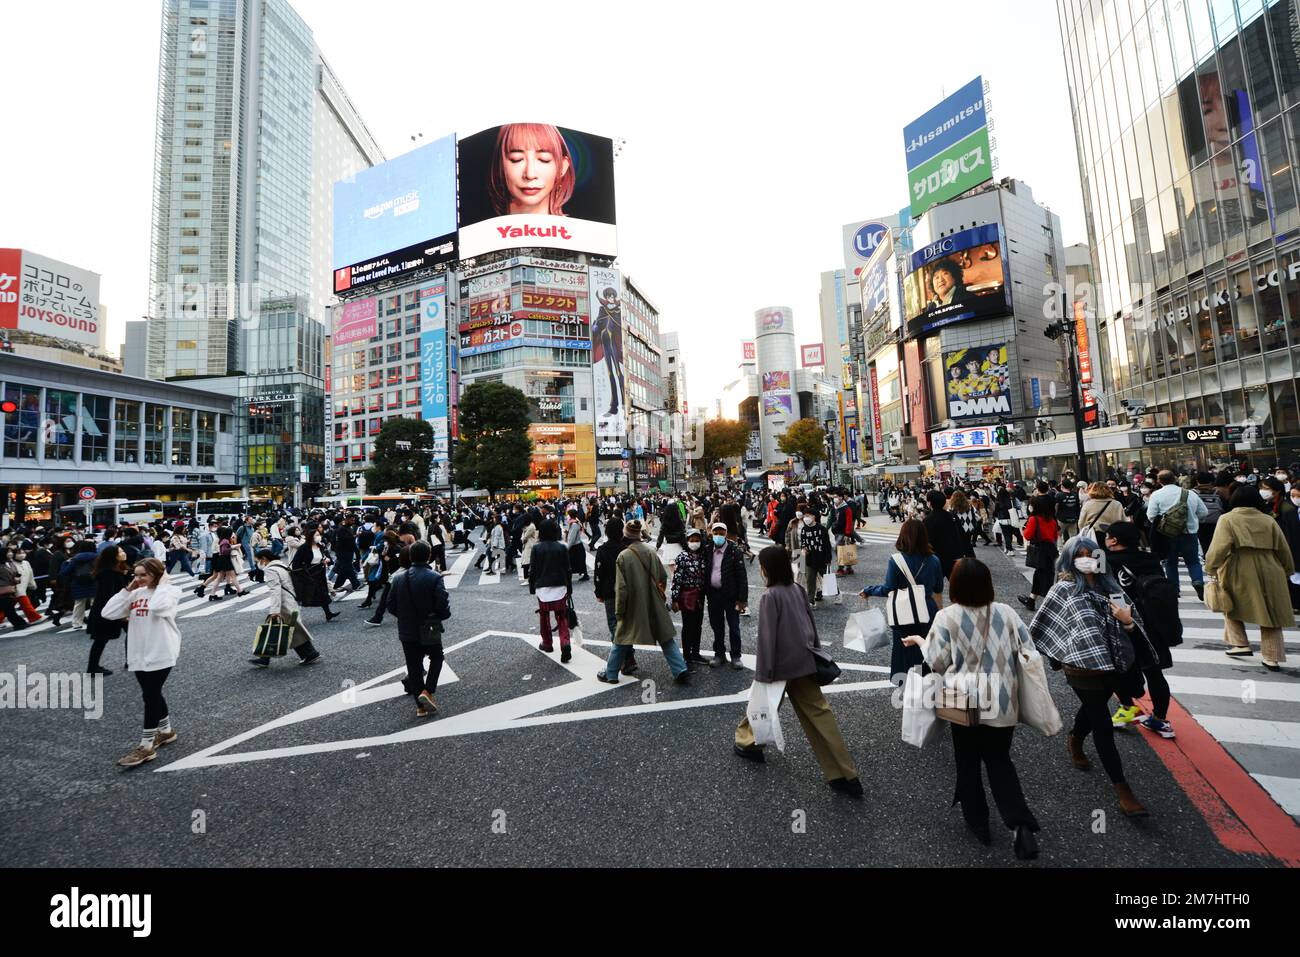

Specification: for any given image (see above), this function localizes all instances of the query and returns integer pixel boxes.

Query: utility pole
[1045,291,1089,481]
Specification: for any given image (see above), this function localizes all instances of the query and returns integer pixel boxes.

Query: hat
[623,520,643,539]
[710,522,728,533]
[685,527,704,539]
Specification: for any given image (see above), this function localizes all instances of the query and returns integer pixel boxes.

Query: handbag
[936,608,991,726]
[679,587,702,612]
[811,646,841,686]
[836,543,858,566]
[821,570,839,598]
[566,593,580,630]
[747,680,787,751]
[252,614,294,658]
[1015,644,1063,736]
[1203,576,1229,613]
[885,554,931,627]
[631,545,668,600]
[843,609,890,653]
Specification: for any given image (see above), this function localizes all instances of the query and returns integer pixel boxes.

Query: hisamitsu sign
[902,76,992,217]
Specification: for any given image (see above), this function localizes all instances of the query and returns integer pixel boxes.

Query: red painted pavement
[1137,693,1300,867]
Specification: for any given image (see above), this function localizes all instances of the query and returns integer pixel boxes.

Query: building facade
[146,0,382,501]
[1058,0,1300,474]
[623,275,668,492]
[0,354,238,522]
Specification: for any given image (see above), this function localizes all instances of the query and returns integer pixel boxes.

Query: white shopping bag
[746,680,787,752]
[822,571,839,599]
[659,542,683,566]
[901,666,941,749]
[843,609,890,653]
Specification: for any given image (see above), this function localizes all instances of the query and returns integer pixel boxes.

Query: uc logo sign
[425,300,441,321]
[853,223,888,259]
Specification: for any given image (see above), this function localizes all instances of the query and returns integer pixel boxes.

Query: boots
[1114,781,1149,817]
[1067,734,1091,770]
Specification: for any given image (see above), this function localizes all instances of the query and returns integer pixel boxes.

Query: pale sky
[0,0,1085,411]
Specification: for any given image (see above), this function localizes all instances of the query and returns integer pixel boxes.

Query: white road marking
[1167,675,1300,703]
[1193,715,1300,750]
[1250,774,1300,815]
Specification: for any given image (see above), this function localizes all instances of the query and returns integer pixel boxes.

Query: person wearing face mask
[1147,469,1208,600]
[704,523,749,668]
[784,501,805,556]
[734,546,862,798]
[1284,487,1300,614]
[1259,476,1294,523]
[1030,537,1160,817]
[797,509,833,608]
[671,528,710,665]
[1205,485,1295,672]
[1016,495,1059,612]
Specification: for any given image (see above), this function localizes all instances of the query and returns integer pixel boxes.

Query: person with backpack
[386,541,452,718]
[1193,471,1224,558]
[1103,522,1180,737]
[1055,480,1082,541]
[62,539,99,629]
[1146,469,1208,600]
[598,520,690,686]
[1077,483,1126,542]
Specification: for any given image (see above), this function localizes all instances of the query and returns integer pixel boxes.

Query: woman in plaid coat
[1029,537,1159,818]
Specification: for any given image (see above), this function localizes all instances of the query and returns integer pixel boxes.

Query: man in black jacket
[527,520,574,662]
[386,541,452,718]
[922,490,969,582]
[593,517,637,674]
[331,517,362,592]
[704,522,749,668]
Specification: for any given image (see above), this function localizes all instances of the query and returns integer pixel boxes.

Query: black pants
[0,595,26,629]
[335,558,362,591]
[367,581,391,624]
[707,593,741,660]
[1117,665,1171,721]
[135,667,171,729]
[88,635,117,670]
[680,601,705,658]
[432,543,446,572]
[950,724,1038,831]
[1070,685,1126,783]
[402,640,444,698]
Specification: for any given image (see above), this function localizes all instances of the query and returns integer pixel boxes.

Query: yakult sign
[0,248,102,349]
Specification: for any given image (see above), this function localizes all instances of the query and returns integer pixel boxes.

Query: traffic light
[0,400,16,415]
[994,425,1009,445]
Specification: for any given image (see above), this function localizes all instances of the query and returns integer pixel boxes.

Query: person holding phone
[1029,538,1160,818]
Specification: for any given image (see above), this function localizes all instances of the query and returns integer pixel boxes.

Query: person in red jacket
[1018,495,1060,611]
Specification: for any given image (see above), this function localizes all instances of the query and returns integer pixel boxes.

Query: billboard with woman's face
[902,223,1010,339]
[458,124,617,259]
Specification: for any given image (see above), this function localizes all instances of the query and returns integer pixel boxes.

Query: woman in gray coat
[249,548,322,668]
[734,545,862,797]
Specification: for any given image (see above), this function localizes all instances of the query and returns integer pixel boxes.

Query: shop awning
[995,424,1143,461]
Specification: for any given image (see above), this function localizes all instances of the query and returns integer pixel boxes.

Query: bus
[193,498,270,524]
[57,499,163,531]
[311,493,436,512]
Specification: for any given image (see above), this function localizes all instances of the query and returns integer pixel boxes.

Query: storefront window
[1282,249,1300,344]
[172,408,194,466]
[1244,384,1272,440]
[1223,387,1247,425]
[43,389,77,461]
[196,410,216,468]
[1203,388,1225,421]
[114,400,140,464]
[3,383,40,460]
[1212,276,1237,360]
[144,403,167,465]
[1173,290,1198,370]
[1273,380,1300,439]
[1232,266,1262,356]
[79,393,110,463]
[1258,254,1288,351]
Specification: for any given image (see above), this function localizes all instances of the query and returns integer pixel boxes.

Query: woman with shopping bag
[733,546,862,798]
[249,549,322,668]
[857,520,943,684]
[903,558,1046,860]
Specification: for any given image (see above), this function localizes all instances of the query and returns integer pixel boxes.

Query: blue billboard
[902,76,986,172]
[332,135,458,294]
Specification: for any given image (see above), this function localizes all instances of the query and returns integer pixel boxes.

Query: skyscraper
[146,0,382,498]
[1058,0,1300,471]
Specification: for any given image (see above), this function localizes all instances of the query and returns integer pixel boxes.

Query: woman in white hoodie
[101,558,183,768]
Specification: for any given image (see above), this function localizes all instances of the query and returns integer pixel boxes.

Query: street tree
[452,381,533,498]
[778,418,827,471]
[696,418,749,479]
[365,417,435,492]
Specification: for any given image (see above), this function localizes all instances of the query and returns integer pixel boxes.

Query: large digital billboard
[902,223,1010,338]
[459,124,617,259]
[902,77,992,217]
[589,267,625,455]
[944,343,1011,419]
[332,135,458,295]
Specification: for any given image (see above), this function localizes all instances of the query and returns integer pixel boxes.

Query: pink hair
[487,123,575,217]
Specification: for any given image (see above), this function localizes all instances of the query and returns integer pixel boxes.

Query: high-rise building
[1058,0,1300,473]
[146,0,382,501]
[623,275,667,492]
[661,330,688,490]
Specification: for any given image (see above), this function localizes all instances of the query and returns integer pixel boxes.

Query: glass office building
[1058,0,1300,472]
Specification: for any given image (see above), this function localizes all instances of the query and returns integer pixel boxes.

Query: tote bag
[1016,644,1063,736]
[885,554,931,627]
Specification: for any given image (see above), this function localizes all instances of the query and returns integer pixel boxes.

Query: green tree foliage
[778,418,827,468]
[696,418,750,476]
[452,382,533,497]
[365,417,435,492]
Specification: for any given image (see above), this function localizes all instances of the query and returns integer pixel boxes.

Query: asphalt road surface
[2,525,1296,868]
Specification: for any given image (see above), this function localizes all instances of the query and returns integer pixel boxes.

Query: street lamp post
[556,446,565,498]
[1045,291,1089,481]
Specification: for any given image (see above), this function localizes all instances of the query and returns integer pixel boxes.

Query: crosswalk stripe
[1172,648,1270,668]
[1167,675,1300,703]
[441,550,477,589]
[1250,775,1300,816]
[1181,628,1300,645]
[1193,715,1300,750]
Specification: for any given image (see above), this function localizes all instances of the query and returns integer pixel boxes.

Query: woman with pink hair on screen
[488,123,576,217]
